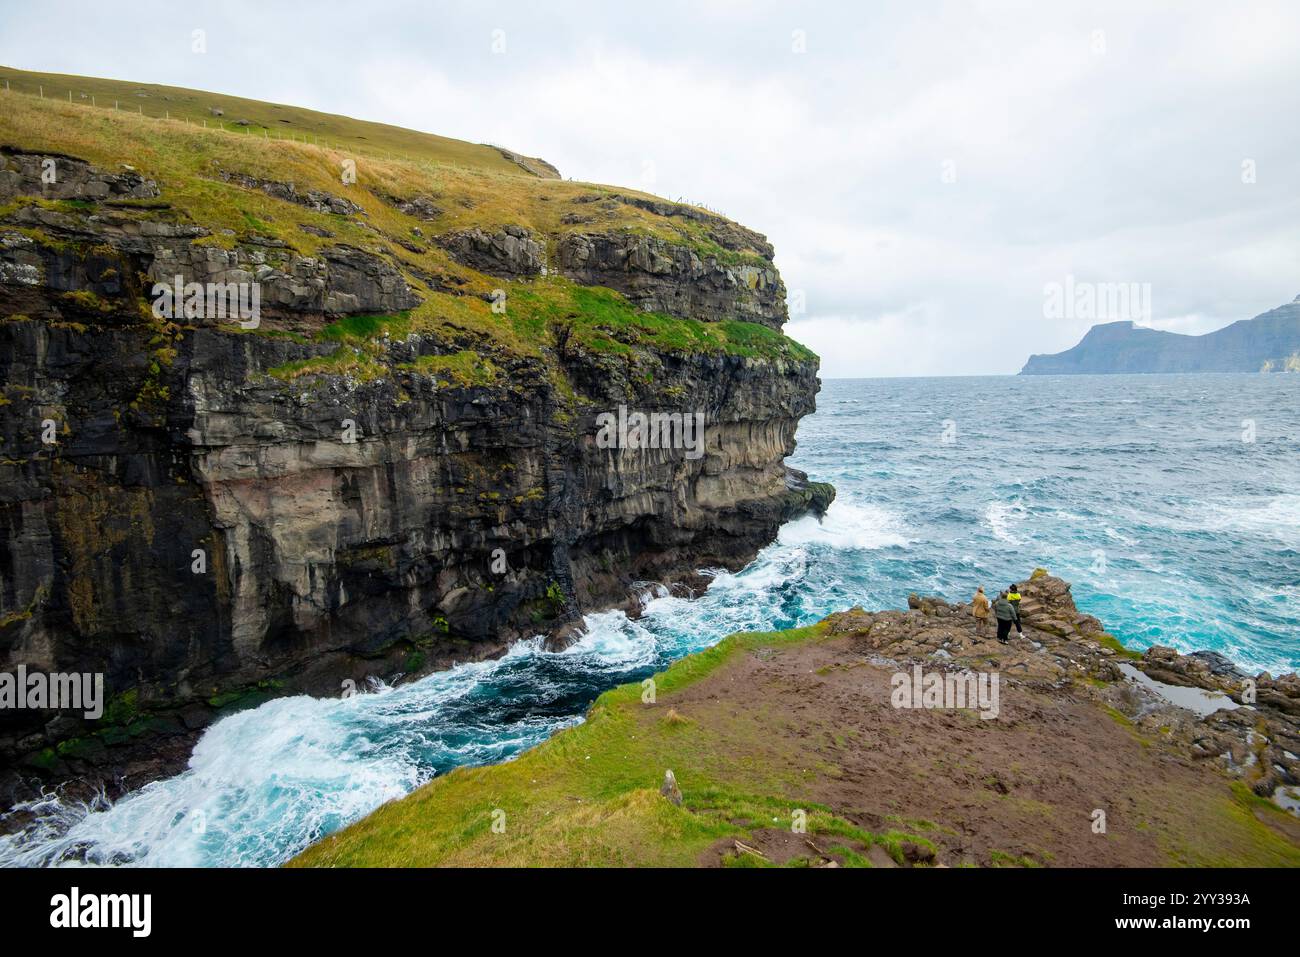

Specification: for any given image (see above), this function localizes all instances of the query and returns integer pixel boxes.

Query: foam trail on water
[0,531,829,868]
[983,500,1026,545]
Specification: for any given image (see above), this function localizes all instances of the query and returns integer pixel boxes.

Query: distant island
[1021,295,1300,374]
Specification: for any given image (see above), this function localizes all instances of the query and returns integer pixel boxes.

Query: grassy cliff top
[0,66,810,367]
[0,65,548,177]
[0,65,775,257]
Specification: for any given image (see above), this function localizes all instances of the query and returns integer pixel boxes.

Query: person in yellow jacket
[1006,584,1024,637]
[971,586,991,636]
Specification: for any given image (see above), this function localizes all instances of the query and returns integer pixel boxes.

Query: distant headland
[1021,295,1300,374]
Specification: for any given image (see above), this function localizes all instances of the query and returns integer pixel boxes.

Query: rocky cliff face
[0,141,828,799]
[555,232,787,330]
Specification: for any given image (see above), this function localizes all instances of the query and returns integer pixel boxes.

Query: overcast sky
[3,0,1297,376]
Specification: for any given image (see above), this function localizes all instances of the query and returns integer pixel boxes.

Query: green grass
[1156,783,1300,867]
[0,67,775,264]
[0,64,531,175]
[276,278,812,374]
[504,281,815,362]
[1094,631,1143,660]
[397,350,499,387]
[1102,704,1137,730]
[990,850,1043,868]
[318,312,413,343]
[266,346,386,382]
[1,74,816,375]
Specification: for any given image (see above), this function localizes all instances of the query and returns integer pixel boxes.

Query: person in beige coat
[971,586,991,636]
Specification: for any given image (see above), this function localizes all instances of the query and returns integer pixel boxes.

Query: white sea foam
[0,536,827,869]
[983,500,1027,545]
[1104,526,1138,546]
[0,691,428,867]
[778,499,910,550]
[561,609,660,668]
[1198,494,1300,545]
[0,637,608,868]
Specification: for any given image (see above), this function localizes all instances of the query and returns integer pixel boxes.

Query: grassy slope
[0,66,810,366]
[290,619,1300,868]
[289,622,937,868]
[0,64,529,174]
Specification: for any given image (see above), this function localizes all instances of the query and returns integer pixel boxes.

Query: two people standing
[973,583,1023,643]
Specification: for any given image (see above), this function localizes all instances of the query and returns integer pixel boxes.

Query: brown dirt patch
[661,631,1294,867]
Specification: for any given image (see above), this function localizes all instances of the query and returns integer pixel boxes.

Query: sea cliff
[0,77,829,801]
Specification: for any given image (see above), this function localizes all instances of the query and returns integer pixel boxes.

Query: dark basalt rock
[0,146,159,202]
[217,169,363,216]
[383,194,443,221]
[1189,650,1248,680]
[781,467,835,519]
[556,232,787,330]
[0,151,828,805]
[435,225,544,278]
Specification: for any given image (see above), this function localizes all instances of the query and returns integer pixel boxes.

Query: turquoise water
[2,373,1296,867]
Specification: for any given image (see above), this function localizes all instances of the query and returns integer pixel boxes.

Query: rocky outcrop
[384,194,443,221]
[0,148,824,802]
[491,147,561,180]
[581,192,776,257]
[0,228,418,336]
[556,232,787,330]
[781,468,835,520]
[0,146,158,202]
[838,571,1300,811]
[217,170,362,216]
[435,226,544,278]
